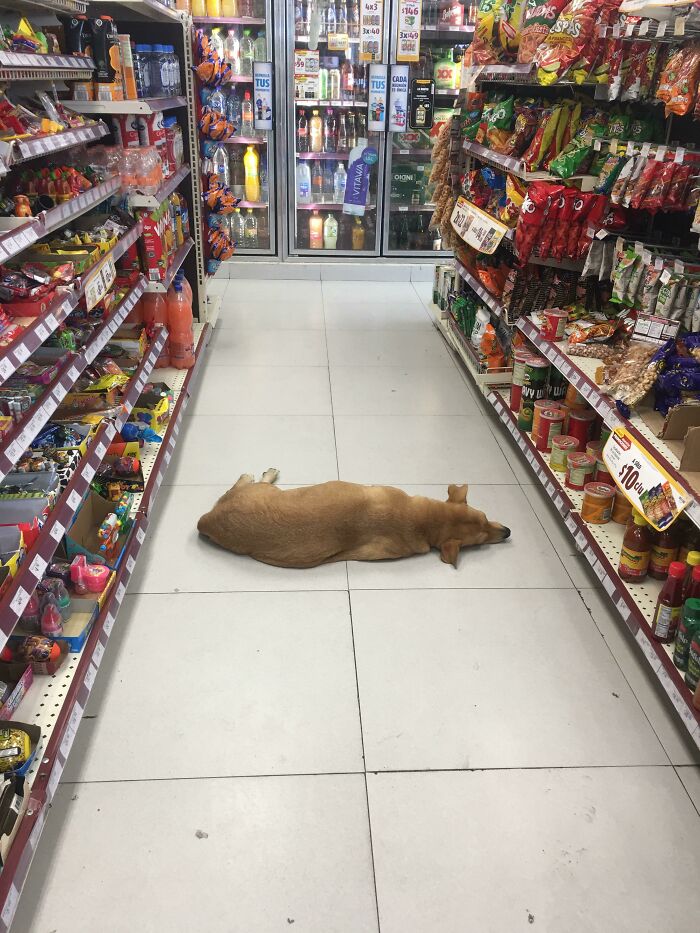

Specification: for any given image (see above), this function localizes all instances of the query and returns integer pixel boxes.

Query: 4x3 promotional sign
[602,427,691,530]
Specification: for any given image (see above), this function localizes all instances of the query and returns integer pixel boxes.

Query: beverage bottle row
[206,142,267,202]
[190,0,262,18]
[296,160,347,204]
[296,55,366,102]
[421,0,477,27]
[294,0,361,38]
[389,213,442,251]
[138,271,194,369]
[297,108,366,153]
[208,27,264,76]
[228,207,265,249]
[133,44,182,98]
[204,87,255,134]
[307,211,369,249]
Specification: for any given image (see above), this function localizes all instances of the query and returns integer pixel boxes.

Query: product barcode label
[9,587,30,616]
[616,597,632,622]
[136,527,146,545]
[67,489,82,511]
[93,641,105,667]
[13,343,30,364]
[81,463,96,483]
[103,612,115,636]
[126,555,136,574]
[115,582,126,603]
[603,574,616,596]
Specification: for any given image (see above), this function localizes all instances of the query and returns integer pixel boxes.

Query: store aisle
[13,278,700,933]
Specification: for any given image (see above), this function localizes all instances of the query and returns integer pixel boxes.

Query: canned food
[532,398,557,440]
[595,457,612,484]
[509,349,532,413]
[541,308,567,341]
[536,408,566,452]
[568,408,597,450]
[518,357,550,432]
[612,489,633,524]
[566,452,596,490]
[581,482,615,524]
[550,435,579,472]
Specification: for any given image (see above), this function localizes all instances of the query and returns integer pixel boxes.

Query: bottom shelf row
[0,324,210,928]
[431,302,700,751]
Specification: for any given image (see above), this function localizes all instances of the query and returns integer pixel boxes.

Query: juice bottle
[167,281,195,369]
[651,560,686,643]
[206,0,222,17]
[243,145,260,202]
[222,0,238,14]
[323,212,338,248]
[191,0,206,13]
[673,588,700,671]
[175,271,193,307]
[351,216,365,250]
[618,512,651,583]
[649,526,680,580]
[309,109,323,152]
[125,294,145,325]
[309,210,323,248]
[141,293,170,367]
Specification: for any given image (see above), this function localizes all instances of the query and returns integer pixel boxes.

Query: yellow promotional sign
[602,427,691,530]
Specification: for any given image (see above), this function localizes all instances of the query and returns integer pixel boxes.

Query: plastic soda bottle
[167,281,195,369]
[243,145,260,202]
[141,292,170,367]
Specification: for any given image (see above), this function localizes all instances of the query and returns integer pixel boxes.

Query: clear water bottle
[230,207,245,245]
[167,45,181,94]
[135,44,152,99]
[150,44,166,96]
[253,30,266,61]
[240,29,254,76]
[243,209,258,248]
[208,88,227,114]
[226,89,241,129]
[224,28,241,75]
[211,143,230,185]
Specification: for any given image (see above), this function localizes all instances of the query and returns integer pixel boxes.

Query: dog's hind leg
[260,468,279,484]
[233,472,255,488]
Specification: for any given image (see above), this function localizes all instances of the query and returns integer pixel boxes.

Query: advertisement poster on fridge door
[360,0,384,61]
[388,64,409,132]
[368,63,388,132]
[253,61,273,130]
[397,0,422,62]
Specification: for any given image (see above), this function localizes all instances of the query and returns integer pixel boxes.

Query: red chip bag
[576,194,608,260]
[515,181,563,265]
[537,189,565,259]
[517,0,569,64]
[535,0,616,86]
[566,192,596,260]
[627,159,661,209]
[551,187,578,262]
[665,162,693,210]
[640,160,676,213]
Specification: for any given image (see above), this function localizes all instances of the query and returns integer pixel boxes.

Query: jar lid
[584,482,615,499]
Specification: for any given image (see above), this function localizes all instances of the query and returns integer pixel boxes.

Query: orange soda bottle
[167,281,194,369]
[141,292,170,367]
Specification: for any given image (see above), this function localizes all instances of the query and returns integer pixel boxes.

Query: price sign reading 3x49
[603,427,691,530]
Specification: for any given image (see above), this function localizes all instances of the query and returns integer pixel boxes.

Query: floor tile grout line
[324,280,382,933]
[575,586,678,767]
[672,764,700,817]
[59,762,683,788]
[125,586,583,597]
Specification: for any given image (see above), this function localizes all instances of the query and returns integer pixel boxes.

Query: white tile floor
[12,278,700,933]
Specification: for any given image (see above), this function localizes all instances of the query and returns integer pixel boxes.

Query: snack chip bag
[534,0,615,86]
[502,107,539,157]
[472,0,506,64]
[500,174,526,226]
[515,181,564,264]
[499,0,527,54]
[518,0,569,64]
[664,42,700,116]
[521,105,563,171]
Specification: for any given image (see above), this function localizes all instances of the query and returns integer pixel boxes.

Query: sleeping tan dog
[197,469,510,568]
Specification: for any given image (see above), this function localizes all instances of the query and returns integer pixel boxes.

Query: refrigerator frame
[283,0,391,259]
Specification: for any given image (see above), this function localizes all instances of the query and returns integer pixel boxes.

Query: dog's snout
[501,526,511,540]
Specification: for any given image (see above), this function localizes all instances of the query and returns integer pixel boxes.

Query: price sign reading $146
[602,427,691,531]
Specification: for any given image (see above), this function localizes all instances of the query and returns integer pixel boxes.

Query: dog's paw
[261,468,280,484]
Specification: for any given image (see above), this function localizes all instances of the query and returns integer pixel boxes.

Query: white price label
[105,423,116,440]
[49,520,65,542]
[67,365,80,383]
[95,442,107,459]
[28,805,47,852]
[103,612,115,636]
[546,482,555,497]
[13,343,30,364]
[29,554,48,578]
[0,357,12,380]
[575,531,587,550]
[115,582,126,603]
[616,597,631,622]
[9,586,30,616]
[53,383,67,403]
[84,663,98,692]
[81,463,96,483]
[93,641,105,668]
[1,884,19,927]
[67,489,82,511]
[47,760,64,800]
[126,554,136,574]
[35,323,49,342]
[136,526,146,545]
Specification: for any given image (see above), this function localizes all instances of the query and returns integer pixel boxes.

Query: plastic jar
[611,489,633,524]
[581,482,615,524]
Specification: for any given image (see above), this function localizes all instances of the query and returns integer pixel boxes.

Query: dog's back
[197,481,429,568]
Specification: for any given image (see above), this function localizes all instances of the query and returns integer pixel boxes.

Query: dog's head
[439,484,511,567]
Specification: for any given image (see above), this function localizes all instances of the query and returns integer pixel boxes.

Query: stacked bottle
[167,273,195,369]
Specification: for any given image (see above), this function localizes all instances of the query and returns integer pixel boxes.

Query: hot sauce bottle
[649,525,680,580]
[618,512,652,583]
[651,561,686,643]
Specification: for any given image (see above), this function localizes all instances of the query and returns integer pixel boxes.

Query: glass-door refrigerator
[381,1,474,257]
[194,0,277,261]
[286,1,387,256]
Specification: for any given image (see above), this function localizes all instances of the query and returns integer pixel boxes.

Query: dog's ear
[447,484,468,503]
[440,539,461,568]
